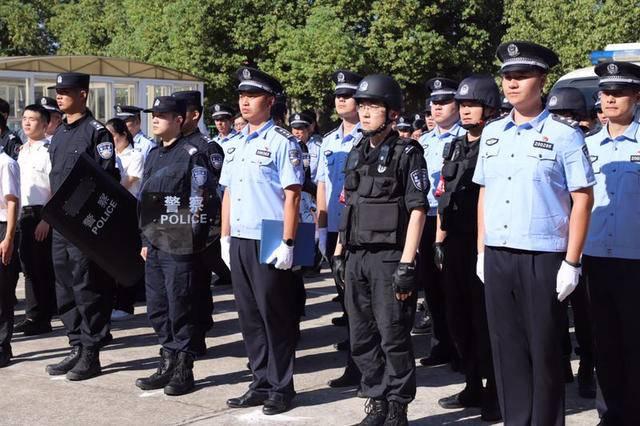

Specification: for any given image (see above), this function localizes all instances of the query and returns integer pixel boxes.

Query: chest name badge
[533,140,554,150]
[485,138,499,146]
[255,149,271,158]
[630,155,640,163]
[96,142,113,159]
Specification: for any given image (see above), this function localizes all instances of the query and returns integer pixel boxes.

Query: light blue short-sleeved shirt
[219,119,305,240]
[584,120,640,259]
[305,135,322,183]
[133,131,156,161]
[315,122,362,232]
[419,122,466,215]
[472,109,596,252]
[213,130,238,146]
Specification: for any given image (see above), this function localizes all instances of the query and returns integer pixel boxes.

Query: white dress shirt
[116,144,144,197]
[17,139,50,207]
[0,151,20,221]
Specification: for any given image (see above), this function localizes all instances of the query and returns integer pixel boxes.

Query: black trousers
[0,223,20,355]
[345,248,417,404]
[417,215,452,354]
[52,230,113,349]
[484,246,565,426]
[18,208,56,323]
[230,238,298,397]
[584,255,640,426]
[145,246,205,354]
[441,233,495,388]
[562,274,594,363]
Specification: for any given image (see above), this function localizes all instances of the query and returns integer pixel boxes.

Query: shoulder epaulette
[324,126,339,138]
[274,126,295,140]
[90,120,105,131]
[397,137,423,156]
[584,127,600,138]
[484,115,505,126]
[182,142,199,156]
[551,113,579,129]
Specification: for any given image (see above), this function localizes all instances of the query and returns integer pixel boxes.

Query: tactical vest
[339,136,412,248]
[437,135,480,234]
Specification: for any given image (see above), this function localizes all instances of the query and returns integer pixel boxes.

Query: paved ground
[2,270,598,425]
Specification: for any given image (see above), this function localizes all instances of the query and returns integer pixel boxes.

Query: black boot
[46,346,81,375]
[564,356,574,383]
[357,399,388,426]
[0,348,12,368]
[577,357,596,399]
[135,348,177,390]
[164,352,195,396]
[66,347,101,381]
[384,401,408,426]
[14,319,52,336]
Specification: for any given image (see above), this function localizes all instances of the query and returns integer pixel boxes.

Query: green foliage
[0,0,57,55]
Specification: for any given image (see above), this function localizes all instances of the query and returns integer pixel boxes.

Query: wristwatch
[283,238,294,247]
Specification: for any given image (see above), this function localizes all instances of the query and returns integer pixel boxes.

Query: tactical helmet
[353,74,403,111]
[455,75,501,110]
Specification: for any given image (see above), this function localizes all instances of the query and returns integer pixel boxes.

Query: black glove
[392,262,416,294]
[331,255,346,290]
[433,242,444,271]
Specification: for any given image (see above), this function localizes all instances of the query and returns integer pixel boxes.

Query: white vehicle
[553,43,640,109]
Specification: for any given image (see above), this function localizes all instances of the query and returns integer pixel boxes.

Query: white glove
[220,236,231,270]
[318,228,328,257]
[476,252,485,284]
[556,260,581,302]
[266,241,294,270]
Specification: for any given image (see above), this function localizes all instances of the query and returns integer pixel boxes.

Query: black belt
[22,205,44,215]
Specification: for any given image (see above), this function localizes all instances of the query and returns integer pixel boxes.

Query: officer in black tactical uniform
[332,74,429,426]
[136,96,218,395]
[171,90,228,354]
[434,75,501,421]
[45,72,118,381]
[0,98,23,160]
[546,86,597,398]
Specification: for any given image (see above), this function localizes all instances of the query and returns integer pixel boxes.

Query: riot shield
[138,164,219,255]
[42,153,144,287]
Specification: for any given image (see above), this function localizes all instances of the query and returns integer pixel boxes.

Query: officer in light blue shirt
[114,105,156,160]
[416,77,464,368]
[289,111,321,181]
[582,61,640,425]
[315,69,363,389]
[211,103,238,145]
[472,41,595,425]
[219,66,303,415]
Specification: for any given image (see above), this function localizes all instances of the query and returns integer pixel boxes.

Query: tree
[0,0,57,56]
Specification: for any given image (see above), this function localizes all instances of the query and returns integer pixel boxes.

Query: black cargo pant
[0,223,20,356]
[484,246,565,426]
[441,233,496,394]
[345,248,417,404]
[145,246,205,354]
[230,238,298,398]
[417,215,453,356]
[18,206,56,323]
[584,255,640,426]
[52,230,113,349]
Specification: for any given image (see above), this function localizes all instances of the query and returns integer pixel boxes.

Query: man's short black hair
[23,104,50,124]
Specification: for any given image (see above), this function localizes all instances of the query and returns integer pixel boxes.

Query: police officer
[418,77,465,367]
[473,41,595,425]
[424,103,436,132]
[220,67,304,415]
[14,105,56,337]
[46,72,118,380]
[411,113,425,141]
[39,97,63,141]
[316,70,364,388]
[546,86,597,398]
[0,139,20,368]
[211,103,237,145]
[396,113,414,138]
[434,75,501,421]
[172,90,228,350]
[583,61,640,426]
[0,98,23,160]
[332,74,428,425]
[135,96,216,395]
[290,111,321,182]
[114,105,156,160]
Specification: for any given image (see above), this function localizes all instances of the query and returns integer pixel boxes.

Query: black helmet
[353,74,403,111]
[455,75,501,109]
[546,87,587,120]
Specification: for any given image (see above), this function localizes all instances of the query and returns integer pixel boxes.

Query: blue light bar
[590,49,640,64]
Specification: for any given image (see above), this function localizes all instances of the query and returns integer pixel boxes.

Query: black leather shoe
[262,394,291,415]
[357,398,387,425]
[14,319,52,336]
[332,315,347,326]
[46,346,81,375]
[577,362,596,399]
[66,347,101,381]
[438,388,481,409]
[226,390,269,408]
[411,313,432,335]
[328,371,361,388]
[0,349,12,368]
[135,348,176,390]
[385,400,409,426]
[419,353,450,367]
[164,352,195,395]
[334,339,349,351]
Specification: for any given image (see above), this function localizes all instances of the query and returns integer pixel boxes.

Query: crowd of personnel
[0,39,638,426]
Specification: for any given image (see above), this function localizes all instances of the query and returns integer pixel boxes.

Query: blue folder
[259,220,316,266]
